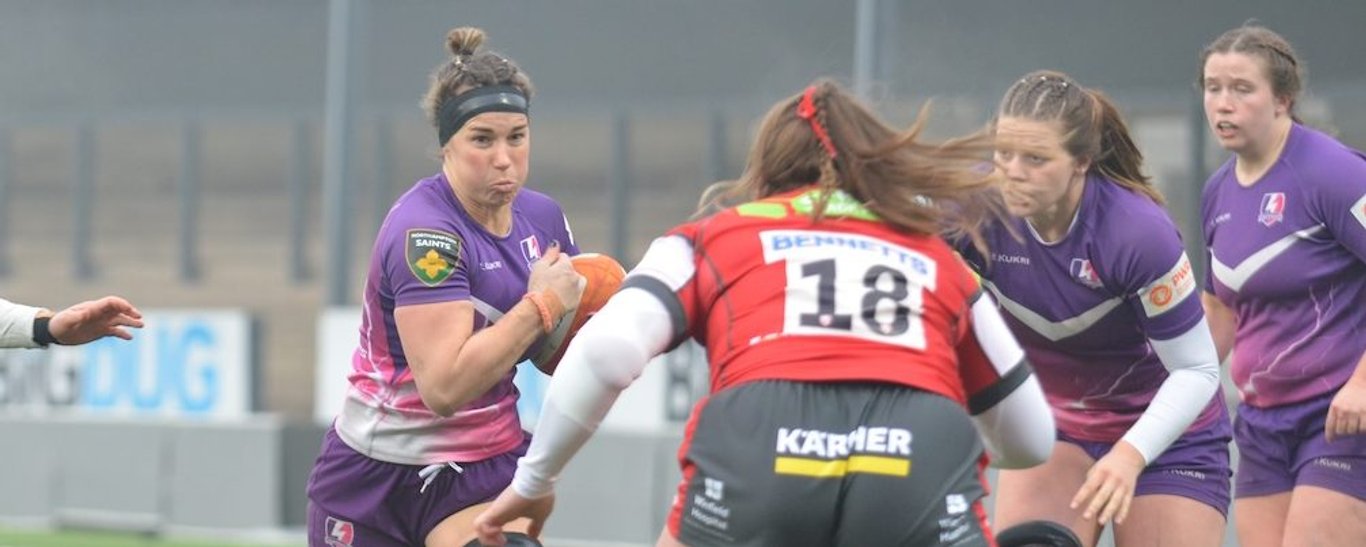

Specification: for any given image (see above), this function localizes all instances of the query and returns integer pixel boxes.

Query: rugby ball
[529,253,626,375]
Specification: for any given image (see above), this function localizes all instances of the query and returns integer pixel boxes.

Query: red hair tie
[797,85,838,159]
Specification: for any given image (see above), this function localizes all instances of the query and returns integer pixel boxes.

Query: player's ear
[1074,157,1091,178]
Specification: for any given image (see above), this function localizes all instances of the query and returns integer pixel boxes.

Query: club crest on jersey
[1259,192,1286,227]
[406,228,461,287]
[324,516,354,547]
[1069,258,1103,289]
[520,235,541,265]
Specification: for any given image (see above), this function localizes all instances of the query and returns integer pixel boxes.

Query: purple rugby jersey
[334,173,578,465]
[1202,123,1366,408]
[960,175,1222,442]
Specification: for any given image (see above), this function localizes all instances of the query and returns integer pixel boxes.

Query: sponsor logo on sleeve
[1352,194,1366,231]
[1140,253,1197,317]
[1258,192,1286,227]
[406,229,461,286]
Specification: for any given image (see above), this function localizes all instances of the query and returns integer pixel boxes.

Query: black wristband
[33,317,58,346]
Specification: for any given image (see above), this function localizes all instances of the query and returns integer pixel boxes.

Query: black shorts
[667,380,991,546]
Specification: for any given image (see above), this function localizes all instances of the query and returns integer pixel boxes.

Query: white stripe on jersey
[984,281,1124,342]
[1210,225,1326,292]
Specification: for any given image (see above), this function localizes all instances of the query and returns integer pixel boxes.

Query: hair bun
[446,27,486,57]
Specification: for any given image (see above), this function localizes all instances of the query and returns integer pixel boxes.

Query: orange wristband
[523,291,565,334]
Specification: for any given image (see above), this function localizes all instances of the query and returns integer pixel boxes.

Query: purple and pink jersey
[334,173,577,465]
[960,175,1223,442]
[1202,123,1366,409]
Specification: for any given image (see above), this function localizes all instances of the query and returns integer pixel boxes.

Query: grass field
[0,528,302,547]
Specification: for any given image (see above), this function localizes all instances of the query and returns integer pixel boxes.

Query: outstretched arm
[0,295,143,348]
[47,296,145,345]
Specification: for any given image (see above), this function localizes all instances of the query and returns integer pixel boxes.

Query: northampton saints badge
[407,228,461,286]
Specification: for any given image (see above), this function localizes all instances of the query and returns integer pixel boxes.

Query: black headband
[436,85,530,146]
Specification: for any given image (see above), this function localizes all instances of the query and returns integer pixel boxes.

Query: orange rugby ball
[530,252,626,375]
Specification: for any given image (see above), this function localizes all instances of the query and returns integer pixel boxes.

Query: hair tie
[797,86,838,159]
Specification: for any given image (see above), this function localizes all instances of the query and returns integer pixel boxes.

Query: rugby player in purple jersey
[305,26,582,547]
[1199,24,1366,547]
[958,71,1231,546]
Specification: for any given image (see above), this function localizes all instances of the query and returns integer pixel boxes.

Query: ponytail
[1087,90,1163,204]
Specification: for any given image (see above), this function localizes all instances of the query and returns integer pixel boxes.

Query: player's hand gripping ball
[529,253,625,375]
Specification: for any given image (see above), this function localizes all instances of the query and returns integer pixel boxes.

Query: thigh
[834,389,990,547]
[1232,402,1297,499]
[418,436,531,545]
[1133,421,1233,520]
[308,500,406,547]
[1283,486,1366,547]
[425,502,531,547]
[1288,416,1366,499]
[993,441,1101,547]
[1234,493,1291,547]
[1113,495,1225,547]
[306,429,412,546]
[667,382,841,546]
[656,527,688,547]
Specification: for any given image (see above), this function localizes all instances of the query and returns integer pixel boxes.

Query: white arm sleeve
[0,298,43,349]
[512,235,695,499]
[973,374,1054,469]
[965,294,1055,468]
[510,288,673,498]
[1119,317,1222,464]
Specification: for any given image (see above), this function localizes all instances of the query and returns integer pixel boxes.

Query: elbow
[572,325,648,391]
[420,391,458,418]
[418,385,480,418]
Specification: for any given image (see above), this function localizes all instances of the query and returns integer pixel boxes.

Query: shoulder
[1285,125,1366,193]
[514,188,568,219]
[1088,180,1186,283]
[1091,178,1179,239]
[381,178,470,247]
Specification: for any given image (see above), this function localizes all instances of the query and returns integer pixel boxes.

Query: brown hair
[699,78,1006,253]
[997,70,1163,204]
[1199,24,1304,121]
[420,27,534,130]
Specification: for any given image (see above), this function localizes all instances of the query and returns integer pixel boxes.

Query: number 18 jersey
[626,187,1011,407]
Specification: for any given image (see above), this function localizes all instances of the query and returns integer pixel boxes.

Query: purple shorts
[1234,391,1366,500]
[305,426,530,547]
[1059,414,1233,517]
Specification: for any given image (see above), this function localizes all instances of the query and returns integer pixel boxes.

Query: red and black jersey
[623,187,1016,408]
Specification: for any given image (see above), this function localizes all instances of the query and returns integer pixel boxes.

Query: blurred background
[0,1,1362,546]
